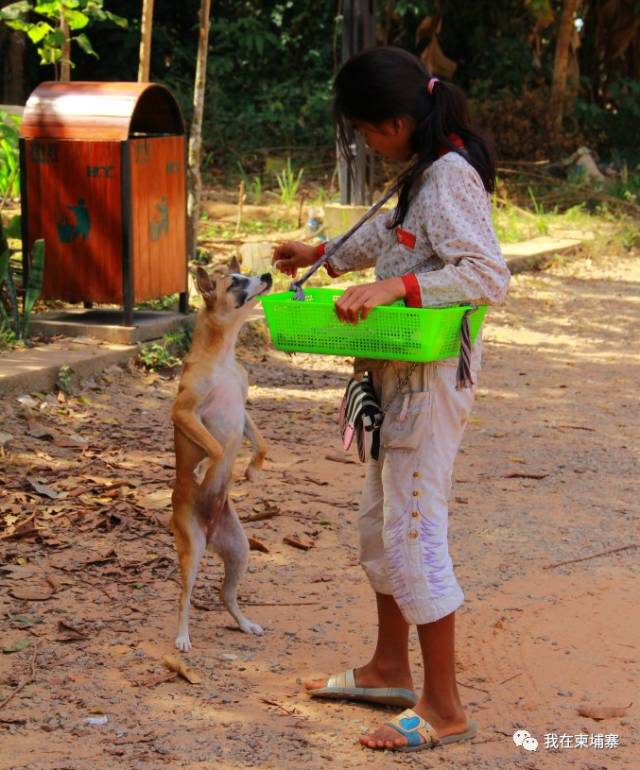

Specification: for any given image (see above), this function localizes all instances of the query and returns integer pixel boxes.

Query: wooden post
[59,9,71,82]
[138,0,155,82]
[338,0,376,205]
[186,0,212,262]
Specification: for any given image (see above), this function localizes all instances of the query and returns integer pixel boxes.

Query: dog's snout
[261,273,273,287]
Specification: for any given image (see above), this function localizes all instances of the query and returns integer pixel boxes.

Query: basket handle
[290,184,399,300]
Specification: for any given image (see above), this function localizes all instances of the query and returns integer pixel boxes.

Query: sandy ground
[1,248,638,769]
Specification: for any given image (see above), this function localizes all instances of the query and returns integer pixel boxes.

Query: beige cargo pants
[358,338,481,626]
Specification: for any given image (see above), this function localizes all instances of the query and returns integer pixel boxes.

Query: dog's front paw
[175,632,192,652]
[193,457,212,485]
[244,463,262,483]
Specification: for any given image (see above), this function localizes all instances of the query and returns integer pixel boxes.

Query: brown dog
[170,261,272,651]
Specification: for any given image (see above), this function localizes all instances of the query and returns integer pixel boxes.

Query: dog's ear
[195,266,217,308]
[228,254,241,274]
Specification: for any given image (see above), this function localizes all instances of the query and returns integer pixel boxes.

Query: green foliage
[0,320,16,350]
[0,214,45,341]
[527,187,550,235]
[0,0,127,72]
[136,293,180,311]
[275,158,304,207]
[620,223,640,251]
[152,0,336,172]
[237,163,263,204]
[201,217,295,240]
[164,326,192,357]
[22,239,45,337]
[575,78,640,162]
[137,325,192,371]
[56,364,74,393]
[138,341,181,371]
[607,164,639,206]
[0,112,20,199]
[7,0,636,169]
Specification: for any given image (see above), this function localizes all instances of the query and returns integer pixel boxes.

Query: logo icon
[57,198,90,244]
[150,196,169,241]
[513,729,538,752]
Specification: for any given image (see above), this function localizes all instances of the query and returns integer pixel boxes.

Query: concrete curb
[29,310,195,345]
[0,340,138,397]
[503,236,588,274]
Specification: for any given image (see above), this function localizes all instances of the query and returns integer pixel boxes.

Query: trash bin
[19,81,188,325]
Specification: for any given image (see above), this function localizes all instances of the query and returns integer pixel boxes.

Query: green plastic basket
[261,287,487,362]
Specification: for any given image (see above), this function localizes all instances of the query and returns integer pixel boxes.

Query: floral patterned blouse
[326,151,511,308]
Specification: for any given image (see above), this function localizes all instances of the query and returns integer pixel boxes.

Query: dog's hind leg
[210,500,263,636]
[172,500,207,652]
[243,412,268,482]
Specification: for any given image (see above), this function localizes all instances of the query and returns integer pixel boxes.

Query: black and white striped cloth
[338,374,384,462]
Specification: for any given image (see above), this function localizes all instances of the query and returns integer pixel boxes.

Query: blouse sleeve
[325,208,394,275]
[413,159,511,306]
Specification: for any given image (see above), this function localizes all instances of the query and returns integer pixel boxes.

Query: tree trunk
[186,0,212,261]
[59,9,71,81]
[6,30,25,103]
[137,0,155,81]
[549,0,580,131]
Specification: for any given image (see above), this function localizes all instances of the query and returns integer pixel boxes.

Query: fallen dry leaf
[302,475,328,486]
[26,419,55,440]
[162,655,202,684]
[249,537,269,553]
[9,584,55,601]
[132,672,178,688]
[244,500,281,522]
[0,514,41,541]
[283,536,313,551]
[27,477,60,499]
[17,395,39,408]
[52,433,89,448]
[56,620,88,642]
[138,490,172,510]
[0,431,13,449]
[577,703,632,720]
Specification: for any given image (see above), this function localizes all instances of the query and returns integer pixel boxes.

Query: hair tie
[427,77,439,95]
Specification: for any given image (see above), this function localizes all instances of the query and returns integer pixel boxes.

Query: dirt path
[1,249,638,769]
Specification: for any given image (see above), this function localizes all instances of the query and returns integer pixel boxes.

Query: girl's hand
[272,241,317,277]
[335,277,407,323]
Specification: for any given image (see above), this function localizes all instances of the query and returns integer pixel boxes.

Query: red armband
[401,274,422,307]
[317,242,340,278]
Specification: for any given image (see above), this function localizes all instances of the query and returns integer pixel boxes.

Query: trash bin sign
[19,82,188,324]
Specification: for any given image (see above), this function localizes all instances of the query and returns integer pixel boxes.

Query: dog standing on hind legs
[170,259,272,652]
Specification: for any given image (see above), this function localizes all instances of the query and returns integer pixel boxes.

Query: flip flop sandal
[366,708,477,753]
[309,669,417,708]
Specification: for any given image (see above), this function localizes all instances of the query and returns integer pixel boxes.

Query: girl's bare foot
[359,699,469,750]
[305,660,413,692]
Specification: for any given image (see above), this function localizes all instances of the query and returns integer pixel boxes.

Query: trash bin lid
[20,81,185,141]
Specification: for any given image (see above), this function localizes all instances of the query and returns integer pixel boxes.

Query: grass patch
[201,217,298,241]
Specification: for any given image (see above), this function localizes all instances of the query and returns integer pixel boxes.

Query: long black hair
[333,46,495,227]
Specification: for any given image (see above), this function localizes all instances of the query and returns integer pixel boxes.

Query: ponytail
[333,46,496,227]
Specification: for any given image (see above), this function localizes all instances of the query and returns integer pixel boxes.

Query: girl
[273,46,510,753]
